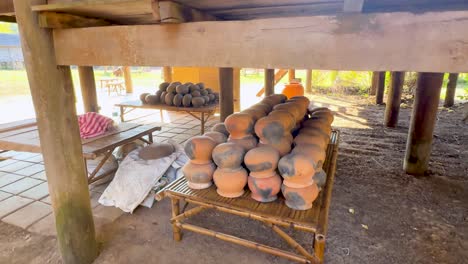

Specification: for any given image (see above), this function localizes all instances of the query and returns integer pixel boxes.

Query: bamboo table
[115,100,218,134]
[157,131,340,264]
[0,120,161,183]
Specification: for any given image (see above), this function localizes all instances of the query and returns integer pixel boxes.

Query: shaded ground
[0,94,467,264]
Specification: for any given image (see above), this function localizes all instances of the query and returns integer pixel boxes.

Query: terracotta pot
[227,135,258,151]
[213,167,248,198]
[313,170,327,190]
[310,110,334,125]
[281,183,319,210]
[286,98,309,114]
[300,124,332,140]
[184,136,217,164]
[211,123,229,137]
[244,146,280,178]
[268,110,296,132]
[258,138,292,157]
[252,103,272,114]
[291,144,326,170]
[278,153,316,188]
[310,107,332,114]
[273,103,304,122]
[212,142,246,169]
[183,161,216,189]
[254,116,288,144]
[293,134,328,150]
[290,96,310,107]
[281,81,304,99]
[203,131,228,145]
[262,94,286,106]
[224,113,255,139]
[248,172,282,202]
[242,108,266,122]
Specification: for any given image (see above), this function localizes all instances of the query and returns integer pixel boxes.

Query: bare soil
[1,95,467,264]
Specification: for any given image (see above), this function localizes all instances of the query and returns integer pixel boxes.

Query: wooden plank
[0,118,36,133]
[115,99,218,113]
[54,11,468,72]
[158,0,217,23]
[0,0,14,14]
[13,1,98,262]
[38,11,112,28]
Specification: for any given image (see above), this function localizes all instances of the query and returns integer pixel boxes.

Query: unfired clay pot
[292,144,326,170]
[254,117,288,144]
[224,113,255,139]
[244,146,280,178]
[183,161,216,189]
[211,123,230,137]
[268,110,296,132]
[184,136,217,164]
[212,142,245,169]
[248,173,282,202]
[273,103,303,123]
[281,183,319,210]
[258,138,292,157]
[278,153,316,188]
[242,108,266,122]
[213,167,248,198]
[227,135,258,151]
[313,170,327,189]
[203,131,228,145]
[310,110,334,125]
[293,134,328,150]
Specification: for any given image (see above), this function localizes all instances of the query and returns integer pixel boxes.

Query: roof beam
[0,15,15,23]
[0,0,14,15]
[38,11,112,28]
[343,0,364,13]
[158,1,217,23]
[53,11,468,72]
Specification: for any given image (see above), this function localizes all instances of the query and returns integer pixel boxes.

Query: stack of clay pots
[182,136,217,189]
[212,143,248,198]
[244,146,282,202]
[278,107,334,210]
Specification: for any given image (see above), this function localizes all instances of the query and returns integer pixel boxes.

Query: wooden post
[384,71,405,127]
[288,69,295,82]
[264,69,275,96]
[305,69,312,93]
[78,66,99,113]
[163,66,172,82]
[219,67,234,121]
[233,68,241,112]
[444,73,458,107]
[375,71,386,104]
[370,71,379,95]
[123,66,133,93]
[404,72,444,175]
[13,0,98,263]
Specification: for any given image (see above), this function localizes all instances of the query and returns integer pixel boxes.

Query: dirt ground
[1,94,467,264]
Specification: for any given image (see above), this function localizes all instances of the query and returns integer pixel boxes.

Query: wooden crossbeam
[38,11,111,28]
[0,0,14,15]
[53,11,468,72]
[158,1,217,23]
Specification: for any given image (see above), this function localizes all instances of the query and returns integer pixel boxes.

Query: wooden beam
[123,66,133,93]
[0,15,15,23]
[13,0,98,263]
[288,69,296,82]
[233,68,241,112]
[53,11,468,72]
[78,66,99,113]
[375,71,386,105]
[343,0,364,13]
[38,11,111,28]
[158,0,217,23]
[256,69,288,97]
[444,73,458,107]
[404,72,443,175]
[219,67,234,121]
[264,68,275,96]
[0,0,14,14]
[305,69,312,93]
[163,66,172,82]
[384,71,405,127]
[370,71,379,95]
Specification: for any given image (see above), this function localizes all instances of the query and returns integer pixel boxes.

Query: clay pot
[184,136,217,164]
[183,161,216,189]
[224,113,255,139]
[293,134,328,150]
[213,167,248,198]
[138,142,175,160]
[242,108,266,122]
[273,103,304,122]
[211,123,229,137]
[313,170,327,189]
[228,135,258,151]
[290,96,310,107]
[203,131,227,145]
[268,110,296,132]
[252,103,272,114]
[212,142,245,169]
[299,128,331,146]
[244,146,280,178]
[281,183,319,210]
[292,144,326,170]
[254,116,288,144]
[310,110,334,125]
[248,173,282,202]
[258,138,292,157]
[262,94,286,106]
[278,153,316,188]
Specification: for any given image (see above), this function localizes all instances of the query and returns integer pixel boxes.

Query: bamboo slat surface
[116,100,219,113]
[166,130,340,230]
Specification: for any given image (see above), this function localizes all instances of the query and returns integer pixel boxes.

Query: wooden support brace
[38,11,111,28]
[78,66,99,113]
[170,206,207,223]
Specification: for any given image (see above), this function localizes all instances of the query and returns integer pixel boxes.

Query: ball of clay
[160,91,167,103]
[167,85,177,94]
[182,94,192,107]
[203,131,227,145]
[173,93,183,107]
[202,95,210,105]
[159,82,170,91]
[183,82,193,87]
[214,92,220,100]
[206,88,213,94]
[191,90,201,97]
[208,94,215,103]
[155,90,163,99]
[138,142,175,160]
[166,82,178,92]
[176,84,189,95]
[196,82,205,89]
[192,97,205,107]
[189,84,200,93]
[200,89,208,96]
[211,123,229,136]
[140,93,150,103]
[145,94,159,104]
[165,93,175,106]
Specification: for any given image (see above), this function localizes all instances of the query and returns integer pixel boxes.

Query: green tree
[0,22,18,34]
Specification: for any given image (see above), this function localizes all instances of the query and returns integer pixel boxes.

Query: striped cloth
[78,112,114,139]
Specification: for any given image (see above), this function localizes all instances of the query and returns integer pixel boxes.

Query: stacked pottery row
[278,107,334,210]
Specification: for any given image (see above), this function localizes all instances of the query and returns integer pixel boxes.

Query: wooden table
[105,81,125,95]
[157,131,340,264]
[115,100,218,134]
[98,77,119,89]
[0,120,161,183]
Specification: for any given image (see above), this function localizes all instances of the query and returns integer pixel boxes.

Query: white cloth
[99,140,184,213]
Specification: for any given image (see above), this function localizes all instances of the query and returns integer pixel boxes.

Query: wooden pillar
[370,71,379,95]
[305,69,312,93]
[288,69,295,82]
[233,68,241,112]
[219,67,234,121]
[375,71,386,104]
[78,66,99,113]
[13,0,98,263]
[404,72,444,175]
[444,73,458,107]
[264,69,275,96]
[163,66,172,82]
[123,66,133,93]
[384,71,405,127]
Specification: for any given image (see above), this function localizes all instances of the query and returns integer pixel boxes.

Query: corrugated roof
[0,33,20,47]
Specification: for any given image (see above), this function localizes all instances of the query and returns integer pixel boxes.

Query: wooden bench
[156,131,340,264]
[0,120,161,183]
[105,81,125,95]
[115,100,219,134]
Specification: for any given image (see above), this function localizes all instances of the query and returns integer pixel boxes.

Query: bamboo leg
[170,206,207,223]
[171,198,182,241]
[314,234,326,263]
[270,224,317,262]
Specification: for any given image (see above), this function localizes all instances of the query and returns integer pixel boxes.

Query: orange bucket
[281,78,304,99]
